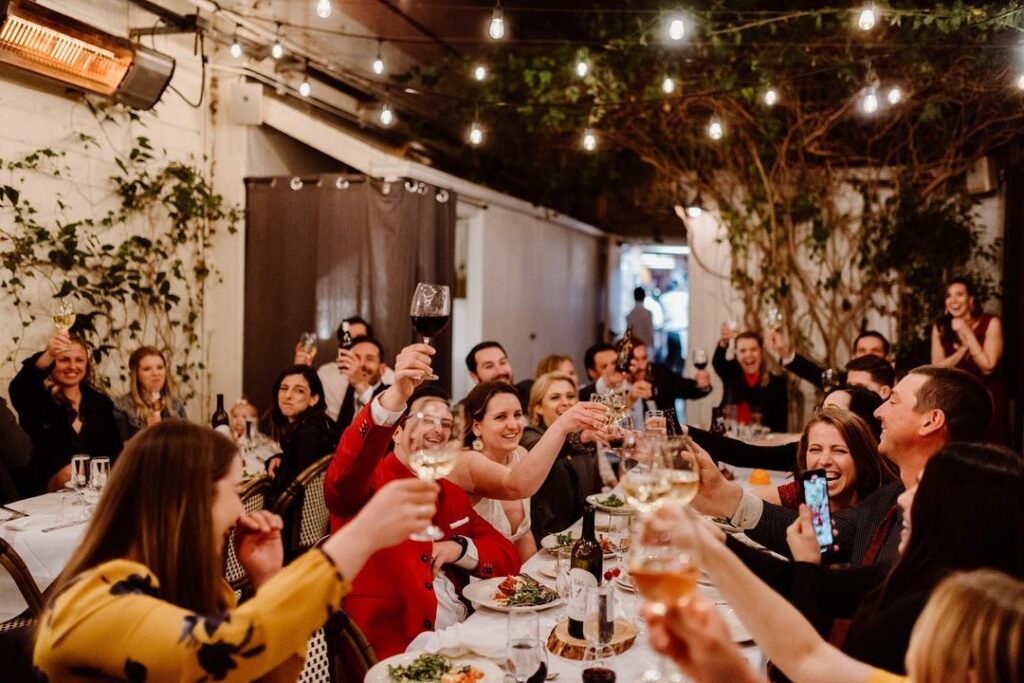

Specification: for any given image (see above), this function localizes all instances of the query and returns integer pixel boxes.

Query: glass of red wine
[692,347,708,370]
[410,282,451,381]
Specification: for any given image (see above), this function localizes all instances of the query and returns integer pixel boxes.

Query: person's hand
[646,596,765,683]
[950,317,971,338]
[630,379,653,402]
[786,504,824,565]
[694,369,711,389]
[47,464,72,493]
[387,344,436,403]
[338,348,371,390]
[551,402,608,435]
[764,330,789,358]
[293,343,314,367]
[430,540,464,576]
[719,322,735,346]
[579,428,609,446]
[349,478,440,550]
[266,456,281,479]
[42,329,72,363]
[235,510,285,587]
[688,440,744,520]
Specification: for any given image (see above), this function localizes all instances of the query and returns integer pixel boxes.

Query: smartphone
[800,469,834,551]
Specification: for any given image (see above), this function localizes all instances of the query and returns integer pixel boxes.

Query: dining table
[0,491,87,621]
[403,465,791,682]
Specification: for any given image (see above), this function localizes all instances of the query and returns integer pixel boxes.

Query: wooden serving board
[545,619,639,660]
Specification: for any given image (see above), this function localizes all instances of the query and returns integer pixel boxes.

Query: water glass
[506,611,543,683]
[89,457,110,493]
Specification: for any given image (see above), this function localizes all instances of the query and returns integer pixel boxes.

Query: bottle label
[567,567,598,621]
[215,425,232,436]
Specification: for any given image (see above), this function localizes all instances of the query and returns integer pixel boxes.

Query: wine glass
[692,347,708,370]
[644,410,666,439]
[660,437,699,507]
[298,332,318,359]
[582,644,617,683]
[405,411,459,541]
[53,297,75,331]
[83,457,110,506]
[506,610,544,683]
[618,442,670,514]
[410,283,451,381]
[821,367,842,393]
[63,455,90,520]
[761,305,783,333]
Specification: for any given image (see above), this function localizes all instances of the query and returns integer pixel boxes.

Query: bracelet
[449,535,469,561]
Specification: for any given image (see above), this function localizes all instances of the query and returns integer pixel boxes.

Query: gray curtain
[244,175,456,410]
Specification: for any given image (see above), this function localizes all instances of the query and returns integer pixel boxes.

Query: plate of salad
[462,574,562,612]
[585,492,634,514]
[367,652,503,683]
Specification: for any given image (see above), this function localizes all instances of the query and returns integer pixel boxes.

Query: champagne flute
[410,282,451,381]
[53,297,75,331]
[506,610,544,683]
[405,411,459,541]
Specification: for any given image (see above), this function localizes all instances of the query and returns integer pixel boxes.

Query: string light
[686,205,702,218]
[372,41,385,75]
[860,87,879,114]
[1017,74,1024,90]
[707,116,724,140]
[299,76,311,98]
[380,104,394,127]
[857,5,877,31]
[271,26,284,60]
[468,122,484,146]
[229,33,242,59]
[576,60,589,78]
[489,1,505,40]
[582,129,598,151]
[316,0,332,19]
[473,64,487,81]
[886,86,903,105]
[666,15,686,41]
[662,76,676,94]
[763,87,779,106]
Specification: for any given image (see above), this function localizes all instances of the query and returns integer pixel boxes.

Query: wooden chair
[0,537,44,631]
[298,611,377,683]
[223,475,272,593]
[271,454,332,560]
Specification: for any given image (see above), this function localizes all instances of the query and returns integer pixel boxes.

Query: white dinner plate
[540,530,624,558]
[585,493,634,515]
[365,651,505,683]
[537,561,557,579]
[613,572,635,592]
[462,577,563,612]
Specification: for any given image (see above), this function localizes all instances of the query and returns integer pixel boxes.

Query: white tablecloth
[0,493,87,621]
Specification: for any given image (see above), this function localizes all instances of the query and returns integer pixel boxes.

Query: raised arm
[930,324,968,367]
[954,316,1003,374]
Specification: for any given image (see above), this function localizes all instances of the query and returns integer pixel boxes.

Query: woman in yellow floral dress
[33,419,437,682]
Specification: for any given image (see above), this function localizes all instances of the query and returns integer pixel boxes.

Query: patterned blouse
[34,550,350,682]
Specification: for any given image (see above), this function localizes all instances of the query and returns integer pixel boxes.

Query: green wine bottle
[567,505,603,639]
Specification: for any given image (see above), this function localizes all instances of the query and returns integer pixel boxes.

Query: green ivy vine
[0,103,241,397]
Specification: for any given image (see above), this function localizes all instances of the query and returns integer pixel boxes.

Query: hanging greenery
[0,104,241,397]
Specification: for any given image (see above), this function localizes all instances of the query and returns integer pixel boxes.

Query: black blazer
[712,344,789,433]
[336,382,389,434]
[0,397,32,503]
[272,412,338,497]
[9,353,122,496]
[688,426,796,471]
[784,352,826,389]
[646,362,713,408]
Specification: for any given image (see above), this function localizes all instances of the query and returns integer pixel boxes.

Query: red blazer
[324,403,521,659]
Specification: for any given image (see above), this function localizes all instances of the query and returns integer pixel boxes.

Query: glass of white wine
[53,297,75,331]
[406,411,460,541]
[660,436,700,507]
[618,441,670,514]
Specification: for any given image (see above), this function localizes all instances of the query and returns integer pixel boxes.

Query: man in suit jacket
[464,340,533,410]
[324,343,520,658]
[335,336,390,432]
[692,365,992,567]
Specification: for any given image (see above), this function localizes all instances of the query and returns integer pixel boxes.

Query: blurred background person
[112,346,187,441]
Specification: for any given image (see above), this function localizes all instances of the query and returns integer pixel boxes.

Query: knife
[41,519,88,533]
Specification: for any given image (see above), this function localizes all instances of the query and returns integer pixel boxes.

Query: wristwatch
[449,535,469,561]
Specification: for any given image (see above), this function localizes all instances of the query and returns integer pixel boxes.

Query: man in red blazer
[324,343,521,658]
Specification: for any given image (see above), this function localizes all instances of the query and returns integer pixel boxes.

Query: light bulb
[299,78,311,97]
[886,86,902,105]
[708,117,724,140]
[582,130,597,152]
[271,41,284,60]
[380,105,394,127]
[667,17,686,41]
[764,87,779,106]
[473,64,487,81]
[489,4,505,40]
[576,60,589,78]
[686,206,702,218]
[858,6,876,31]
[373,56,385,75]
[468,123,484,146]
[1017,73,1024,90]
[229,40,242,59]
[662,76,675,94]
[316,0,332,19]
[861,88,879,114]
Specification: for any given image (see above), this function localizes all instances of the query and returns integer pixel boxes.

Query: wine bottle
[568,505,603,639]
[615,326,634,374]
[211,394,230,435]
[341,321,354,350]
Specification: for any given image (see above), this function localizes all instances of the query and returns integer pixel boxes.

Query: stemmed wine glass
[618,441,671,514]
[83,457,110,507]
[692,347,708,371]
[821,367,842,393]
[761,305,784,333]
[298,332,318,360]
[410,283,451,381]
[506,611,545,683]
[53,297,75,332]
[660,436,700,507]
[62,454,90,520]
[405,410,460,541]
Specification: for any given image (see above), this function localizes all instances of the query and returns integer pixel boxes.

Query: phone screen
[801,469,834,549]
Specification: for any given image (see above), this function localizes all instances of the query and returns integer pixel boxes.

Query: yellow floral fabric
[867,669,909,683]
[34,549,350,682]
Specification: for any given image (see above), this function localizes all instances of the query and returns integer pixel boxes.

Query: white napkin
[407,622,509,662]
[3,514,62,531]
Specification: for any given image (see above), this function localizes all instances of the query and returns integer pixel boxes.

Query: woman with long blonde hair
[112,345,188,441]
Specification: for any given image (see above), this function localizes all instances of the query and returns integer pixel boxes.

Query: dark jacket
[270,411,337,497]
[9,352,122,496]
[688,426,796,471]
[783,352,826,390]
[336,382,389,434]
[712,344,789,433]
[0,397,32,503]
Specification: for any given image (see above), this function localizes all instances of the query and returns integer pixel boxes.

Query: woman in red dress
[931,277,1008,443]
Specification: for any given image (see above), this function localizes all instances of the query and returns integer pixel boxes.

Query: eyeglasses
[413,412,454,430]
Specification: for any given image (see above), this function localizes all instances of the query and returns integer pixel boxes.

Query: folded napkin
[3,514,62,531]
[408,622,509,662]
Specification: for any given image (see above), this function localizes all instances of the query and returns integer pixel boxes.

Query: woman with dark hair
[443,380,606,560]
[931,276,1008,442]
[265,365,336,495]
[8,330,121,495]
[33,420,438,680]
[714,325,789,432]
[112,346,188,441]
[750,406,896,512]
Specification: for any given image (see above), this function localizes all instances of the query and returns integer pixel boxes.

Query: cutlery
[41,519,88,533]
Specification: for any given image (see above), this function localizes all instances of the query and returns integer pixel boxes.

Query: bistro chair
[0,536,44,631]
[298,611,377,683]
[271,454,332,561]
[223,475,272,594]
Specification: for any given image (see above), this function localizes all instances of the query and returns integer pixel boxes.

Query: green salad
[598,493,626,508]
[388,654,472,682]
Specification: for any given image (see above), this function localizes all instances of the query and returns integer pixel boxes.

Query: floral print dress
[33,550,350,682]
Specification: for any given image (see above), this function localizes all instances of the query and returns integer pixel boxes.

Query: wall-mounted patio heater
[0,0,175,109]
